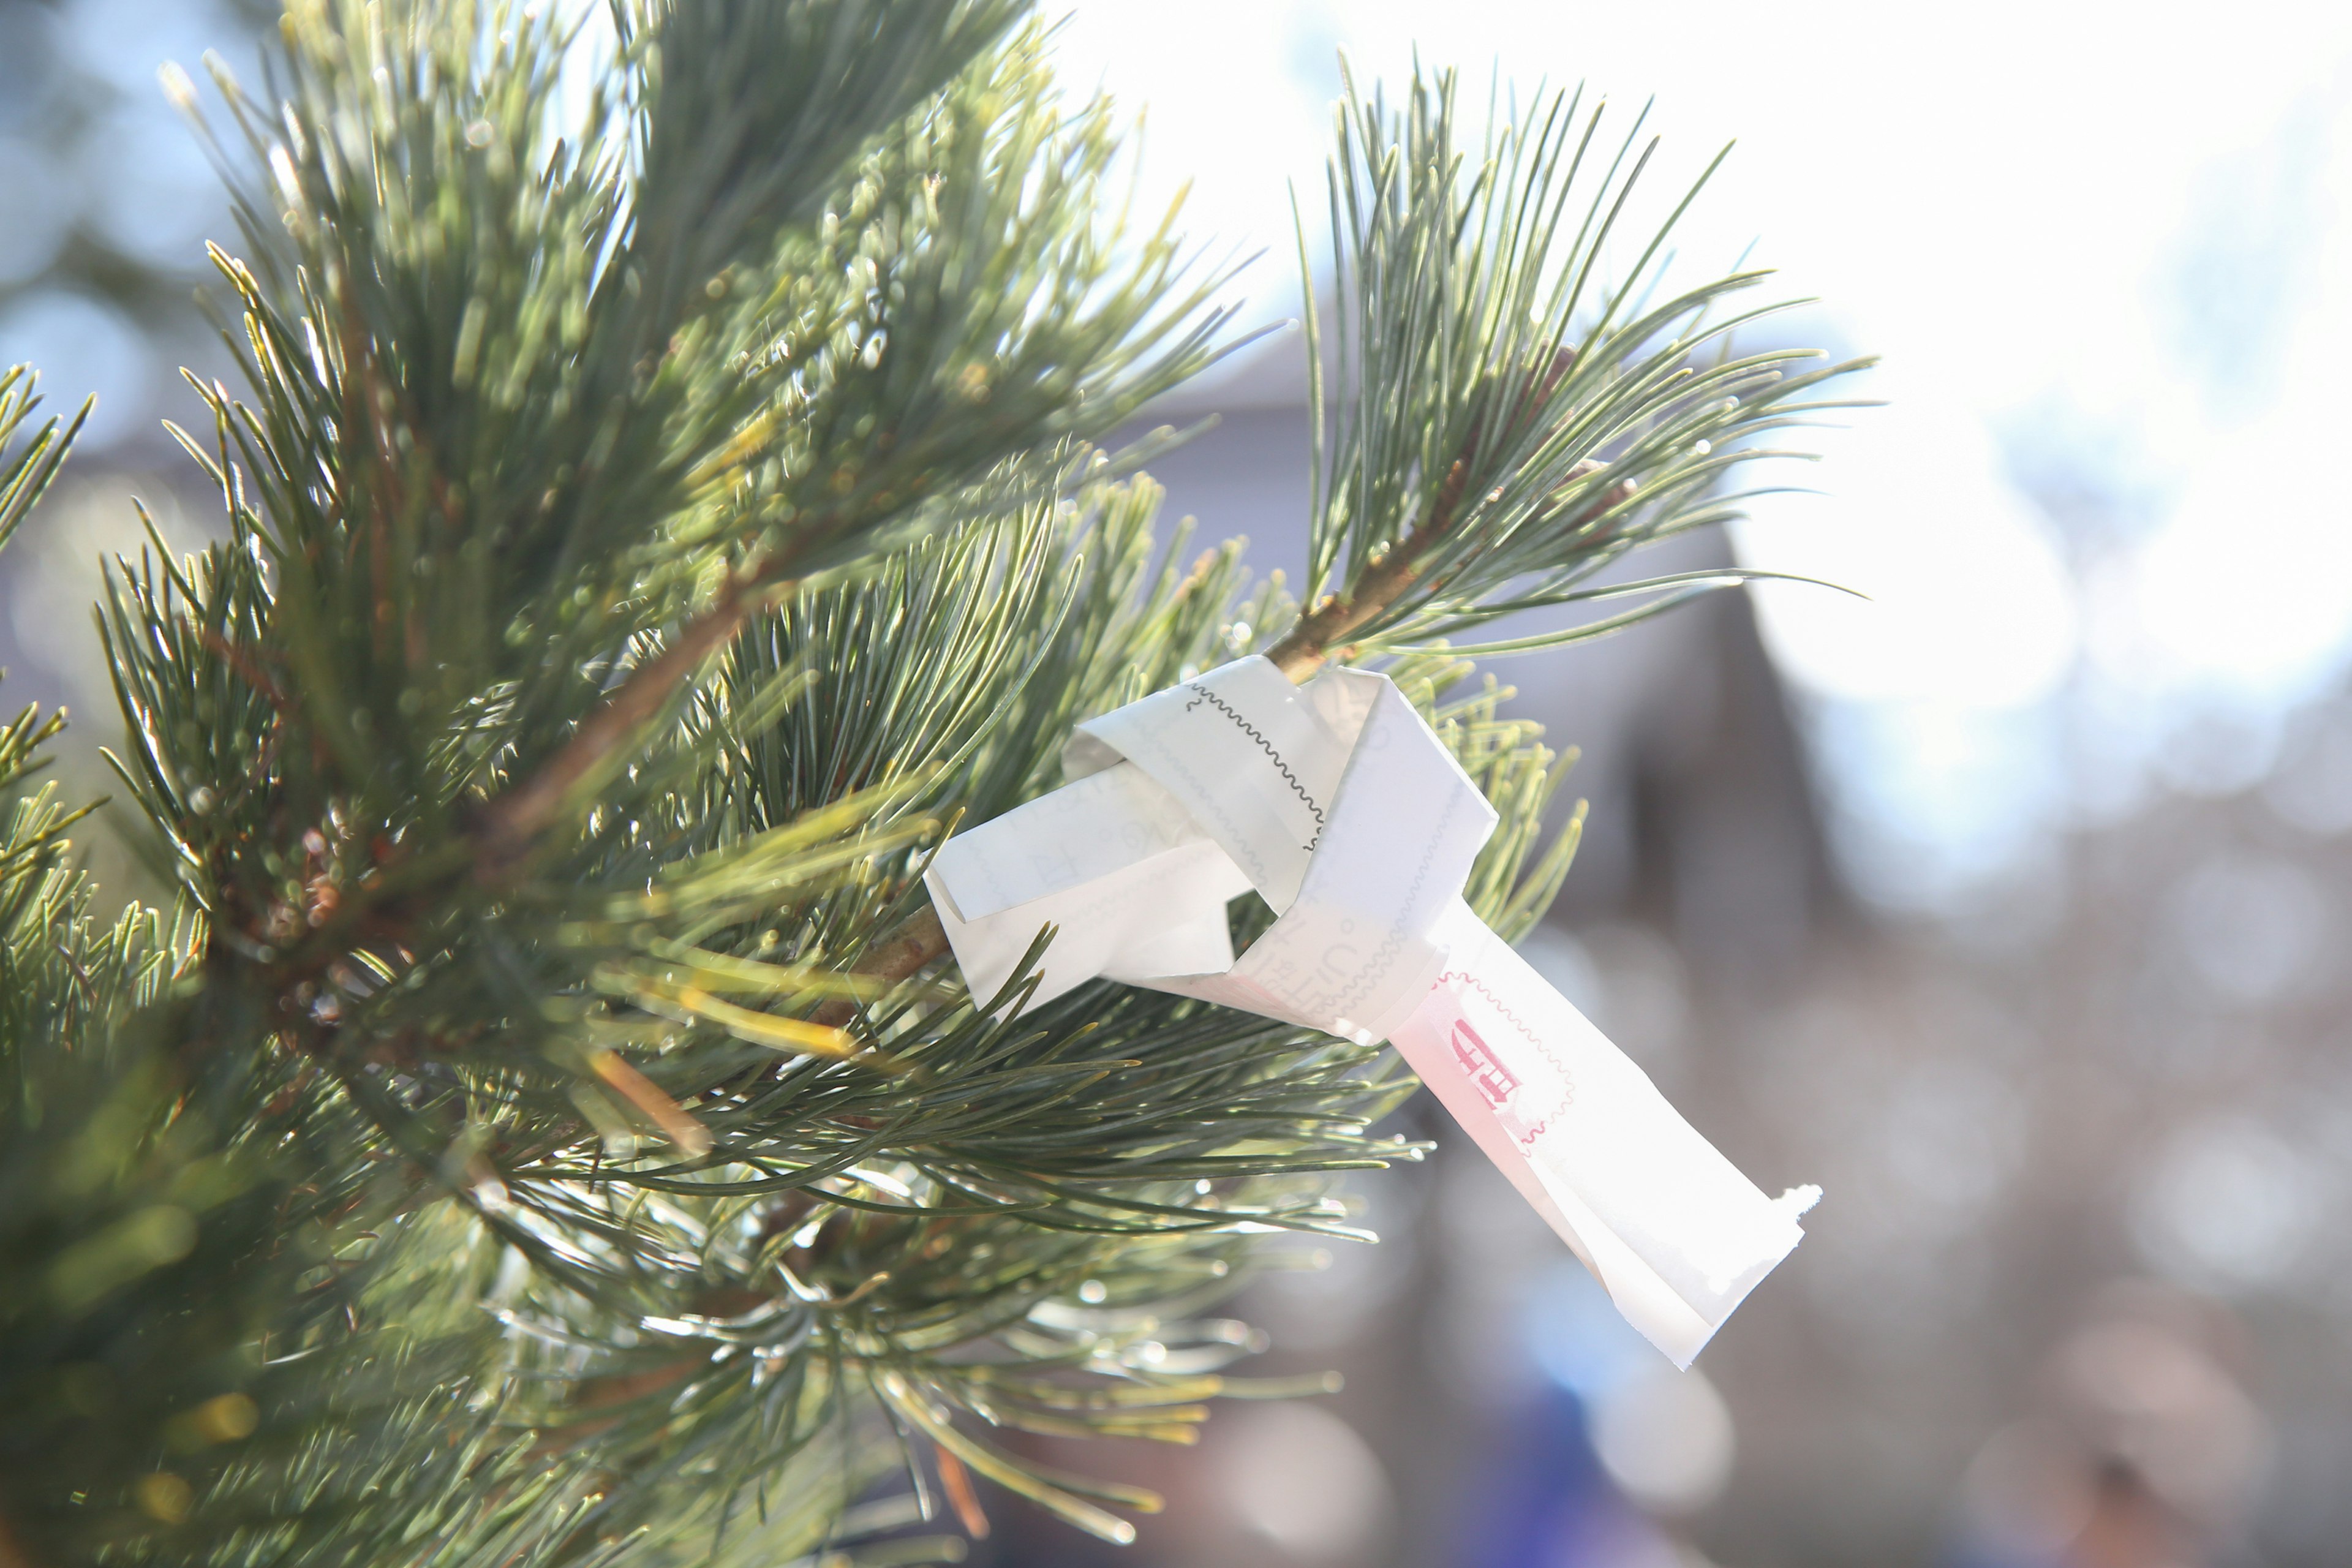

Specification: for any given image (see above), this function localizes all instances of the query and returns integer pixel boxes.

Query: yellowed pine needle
[589,1049,712,1159]
[934,1447,991,1540]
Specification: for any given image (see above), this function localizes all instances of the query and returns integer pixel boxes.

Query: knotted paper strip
[925,655,1819,1366]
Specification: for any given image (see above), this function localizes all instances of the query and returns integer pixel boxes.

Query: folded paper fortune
[925,655,1819,1366]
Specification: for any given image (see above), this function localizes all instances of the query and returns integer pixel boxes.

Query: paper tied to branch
[924,655,1819,1366]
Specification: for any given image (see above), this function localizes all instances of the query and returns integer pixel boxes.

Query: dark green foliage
[0,5,1855,1564]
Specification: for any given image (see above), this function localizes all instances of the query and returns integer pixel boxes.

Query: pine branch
[471,582,755,875]
[1276,66,1872,669]
[4,14,1852,1563]
[0,368,88,552]
[1264,432,1606,677]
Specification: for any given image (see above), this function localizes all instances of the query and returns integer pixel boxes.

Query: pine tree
[0,4,1862,1564]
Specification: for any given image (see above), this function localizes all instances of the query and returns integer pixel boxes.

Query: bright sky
[1047,1,2352,910]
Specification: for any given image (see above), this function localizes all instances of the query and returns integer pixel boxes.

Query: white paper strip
[926,656,1819,1365]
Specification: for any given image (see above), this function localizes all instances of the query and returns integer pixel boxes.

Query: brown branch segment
[1263,440,1499,679]
[812,907,951,1030]
[1264,454,1615,678]
[471,584,753,877]
[1265,350,1597,679]
[1262,539,1434,680]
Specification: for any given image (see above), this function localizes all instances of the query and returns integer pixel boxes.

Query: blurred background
[6,1,2352,1564]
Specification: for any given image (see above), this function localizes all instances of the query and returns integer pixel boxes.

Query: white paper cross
[925,655,1818,1366]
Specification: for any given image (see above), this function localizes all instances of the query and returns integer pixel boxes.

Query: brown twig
[1262,447,1481,680]
[195,627,291,710]
[1265,453,1617,679]
[810,907,952,1030]
[1264,539,1432,680]
[1265,349,1593,680]
[471,583,753,877]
